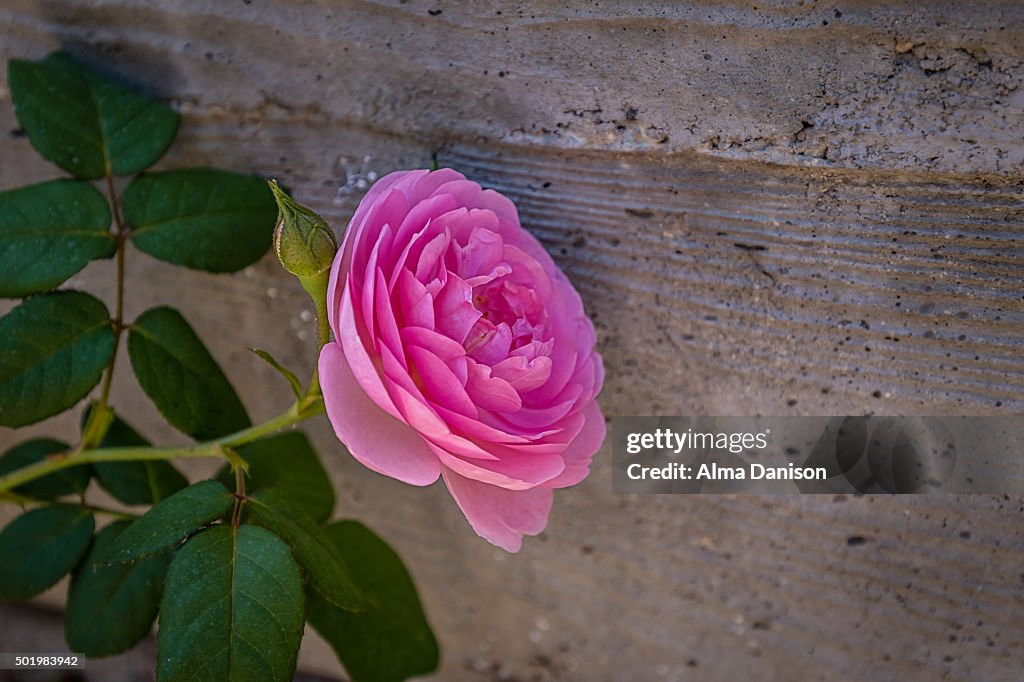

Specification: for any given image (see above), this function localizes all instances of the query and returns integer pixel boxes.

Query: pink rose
[319,169,605,551]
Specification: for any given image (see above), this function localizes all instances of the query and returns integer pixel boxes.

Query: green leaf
[247,489,363,611]
[82,406,189,505]
[0,438,89,499]
[128,306,250,440]
[308,521,439,682]
[0,180,114,298]
[250,348,302,399]
[0,506,95,600]
[158,524,305,682]
[0,291,115,427]
[123,169,277,273]
[8,51,178,179]
[65,520,172,657]
[98,480,234,563]
[215,432,334,522]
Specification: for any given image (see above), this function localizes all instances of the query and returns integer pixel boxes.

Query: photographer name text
[625,461,828,481]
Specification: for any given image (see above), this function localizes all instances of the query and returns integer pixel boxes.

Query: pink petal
[407,345,476,417]
[463,264,511,289]
[387,215,442,292]
[401,326,465,361]
[387,378,453,442]
[430,180,521,228]
[387,193,458,275]
[542,401,606,488]
[373,350,500,464]
[433,405,533,444]
[319,343,440,486]
[378,342,424,403]
[434,275,481,344]
[358,223,393,340]
[466,361,522,413]
[395,269,435,329]
[491,355,553,392]
[525,345,577,404]
[374,268,404,368]
[446,209,501,251]
[496,385,581,430]
[425,430,502,462]
[448,355,468,384]
[345,171,417,248]
[326,241,347,336]
[393,168,467,206]
[457,225,504,276]
[351,190,406,288]
[338,290,403,421]
[333,171,411,304]
[429,439,564,489]
[442,468,552,552]
[465,321,512,366]
[414,229,451,283]
[501,244,552,299]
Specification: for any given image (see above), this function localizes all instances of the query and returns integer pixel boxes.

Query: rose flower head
[319,169,605,551]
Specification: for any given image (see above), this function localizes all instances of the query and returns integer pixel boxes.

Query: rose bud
[268,180,338,282]
[318,169,605,552]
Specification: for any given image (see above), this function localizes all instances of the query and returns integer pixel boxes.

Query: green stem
[0,396,324,495]
[225,447,247,528]
[299,268,332,398]
[0,491,139,520]
[312,291,330,351]
[101,172,127,407]
[305,298,330,397]
[81,173,128,449]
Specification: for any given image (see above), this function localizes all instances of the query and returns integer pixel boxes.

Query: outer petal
[543,401,607,489]
[339,290,403,421]
[429,440,564,490]
[319,342,441,486]
[442,468,553,552]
